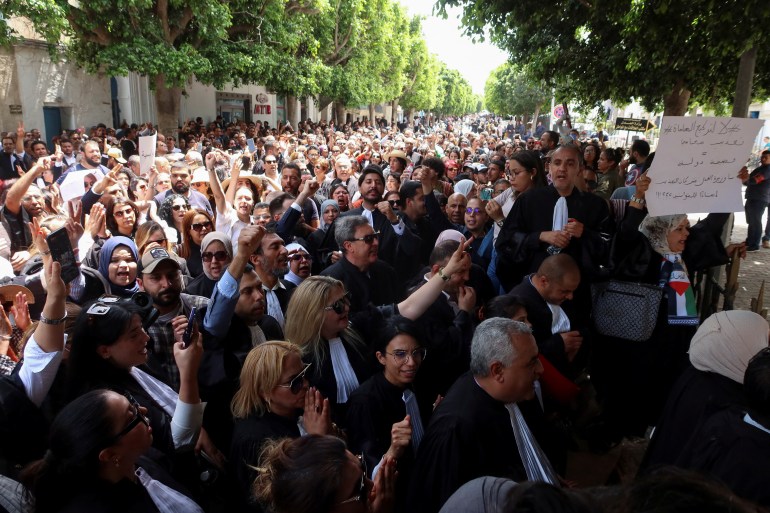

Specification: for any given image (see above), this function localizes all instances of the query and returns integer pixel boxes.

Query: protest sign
[139,133,157,176]
[59,168,105,202]
[646,116,763,216]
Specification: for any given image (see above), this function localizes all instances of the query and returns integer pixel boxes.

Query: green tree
[484,63,549,120]
[435,65,475,116]
[439,0,770,115]
[3,0,327,132]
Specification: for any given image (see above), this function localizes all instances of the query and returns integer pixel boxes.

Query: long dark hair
[65,302,140,399]
[102,195,139,238]
[158,193,190,229]
[21,390,116,513]
[510,150,547,189]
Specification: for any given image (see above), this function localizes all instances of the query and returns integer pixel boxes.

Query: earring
[113,457,120,467]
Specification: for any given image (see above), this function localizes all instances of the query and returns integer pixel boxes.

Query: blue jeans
[745,198,770,248]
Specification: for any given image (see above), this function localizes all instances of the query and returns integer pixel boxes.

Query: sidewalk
[724,211,769,312]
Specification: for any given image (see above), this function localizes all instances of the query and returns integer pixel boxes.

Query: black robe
[406,372,525,513]
[509,275,586,378]
[320,257,402,314]
[640,366,745,472]
[495,185,610,293]
[676,406,770,507]
[346,373,430,510]
[228,412,301,513]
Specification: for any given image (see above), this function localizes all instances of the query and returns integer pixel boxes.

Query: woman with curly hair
[175,209,214,277]
[158,194,190,244]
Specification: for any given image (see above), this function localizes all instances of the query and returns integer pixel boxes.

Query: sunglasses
[277,362,312,394]
[349,231,380,245]
[172,204,189,211]
[289,253,312,262]
[339,454,368,505]
[324,291,351,314]
[387,200,399,208]
[202,250,229,262]
[107,392,150,446]
[148,238,167,247]
[466,207,482,214]
[265,159,277,163]
[191,221,213,232]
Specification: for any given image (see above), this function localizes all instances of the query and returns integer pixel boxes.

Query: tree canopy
[2,0,468,128]
[439,0,770,115]
[484,63,549,119]
[435,65,476,116]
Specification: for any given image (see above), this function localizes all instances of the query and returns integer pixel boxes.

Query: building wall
[180,81,281,128]
[11,44,111,141]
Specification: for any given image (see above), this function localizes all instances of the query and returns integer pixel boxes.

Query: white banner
[138,133,157,176]
[646,116,763,216]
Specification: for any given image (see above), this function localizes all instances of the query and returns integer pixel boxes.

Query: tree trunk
[662,79,691,116]
[391,99,399,124]
[532,104,542,131]
[407,108,416,123]
[318,96,333,115]
[286,95,300,127]
[732,46,757,118]
[153,75,182,136]
[368,103,375,124]
[334,103,346,125]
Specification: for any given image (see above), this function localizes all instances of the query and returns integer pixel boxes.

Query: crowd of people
[0,114,769,513]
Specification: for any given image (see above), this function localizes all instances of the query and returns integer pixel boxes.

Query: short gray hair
[470,318,532,377]
[334,215,369,253]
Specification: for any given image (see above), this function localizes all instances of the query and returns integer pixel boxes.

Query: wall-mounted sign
[256,93,269,104]
[254,105,272,114]
[9,105,22,114]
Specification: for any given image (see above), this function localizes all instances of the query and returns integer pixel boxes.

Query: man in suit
[320,215,402,314]
[327,165,418,270]
[509,253,584,378]
[249,227,295,330]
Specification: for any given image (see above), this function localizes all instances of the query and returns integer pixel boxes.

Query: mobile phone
[182,307,197,348]
[480,187,493,201]
[46,228,79,283]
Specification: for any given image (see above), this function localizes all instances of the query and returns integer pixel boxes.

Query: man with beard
[138,247,232,390]
[248,228,293,330]
[320,215,402,314]
[154,162,213,215]
[281,162,319,230]
[55,140,109,185]
[1,157,48,272]
[327,165,418,269]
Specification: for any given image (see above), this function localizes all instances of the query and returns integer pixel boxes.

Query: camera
[90,292,159,329]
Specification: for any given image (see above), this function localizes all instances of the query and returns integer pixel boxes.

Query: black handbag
[591,280,662,342]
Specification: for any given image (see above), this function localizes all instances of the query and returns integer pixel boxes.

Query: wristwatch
[40,312,68,325]
[630,196,646,206]
[437,267,450,281]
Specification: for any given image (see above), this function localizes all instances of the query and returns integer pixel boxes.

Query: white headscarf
[638,214,688,257]
[689,310,770,384]
[454,179,475,198]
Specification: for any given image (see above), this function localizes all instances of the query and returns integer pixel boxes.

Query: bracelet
[40,312,67,325]
[437,267,450,281]
[630,196,646,206]
[496,219,505,228]
[0,335,11,340]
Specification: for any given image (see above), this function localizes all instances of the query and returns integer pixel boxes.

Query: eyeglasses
[348,231,380,245]
[288,253,312,262]
[265,159,277,164]
[466,207,482,214]
[385,348,427,364]
[148,238,167,247]
[388,200,399,208]
[277,363,312,394]
[255,214,272,220]
[202,250,229,262]
[107,392,150,446]
[324,291,351,314]
[114,208,135,218]
[172,204,189,212]
[191,221,213,232]
[339,454,368,505]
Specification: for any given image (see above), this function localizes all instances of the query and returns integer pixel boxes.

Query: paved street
[715,209,770,312]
